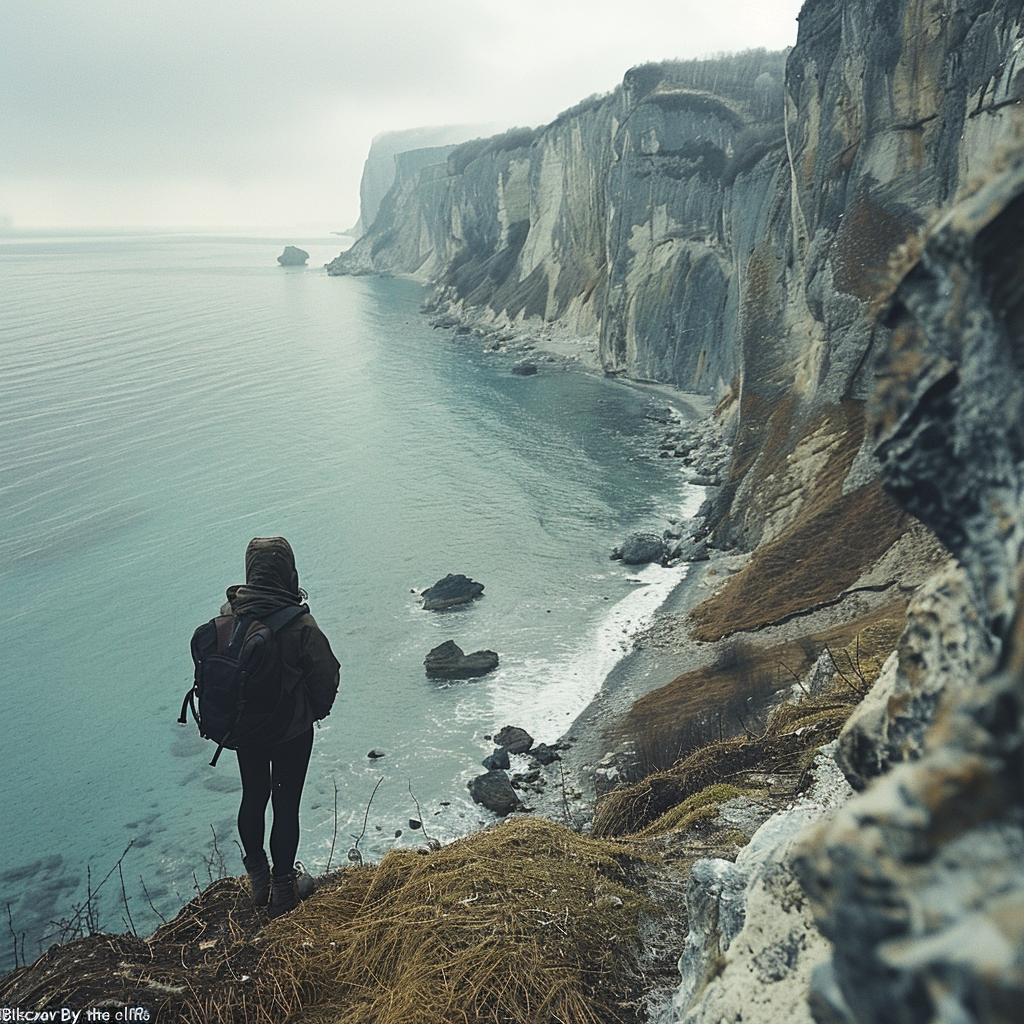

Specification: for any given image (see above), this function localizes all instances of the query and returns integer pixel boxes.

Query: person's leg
[236,745,273,905]
[268,727,314,876]
[236,745,273,858]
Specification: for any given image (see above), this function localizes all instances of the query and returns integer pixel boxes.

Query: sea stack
[277,246,309,266]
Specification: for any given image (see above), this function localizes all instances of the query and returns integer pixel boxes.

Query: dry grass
[696,400,912,641]
[1,820,653,1024]
[259,817,649,1024]
[629,784,748,840]
[621,607,906,776]
[592,615,904,839]
[691,481,909,641]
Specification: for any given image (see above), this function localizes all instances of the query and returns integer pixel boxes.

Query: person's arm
[300,620,340,720]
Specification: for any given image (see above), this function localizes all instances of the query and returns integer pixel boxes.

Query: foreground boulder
[421,574,485,609]
[424,640,499,679]
[467,770,520,815]
[277,245,309,266]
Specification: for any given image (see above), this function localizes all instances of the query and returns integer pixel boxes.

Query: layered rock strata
[793,134,1024,1024]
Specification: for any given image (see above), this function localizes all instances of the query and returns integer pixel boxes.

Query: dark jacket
[223,537,340,747]
[274,610,340,743]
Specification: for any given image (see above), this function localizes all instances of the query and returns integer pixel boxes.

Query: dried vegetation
[0,819,653,1024]
[696,400,912,640]
[592,614,904,839]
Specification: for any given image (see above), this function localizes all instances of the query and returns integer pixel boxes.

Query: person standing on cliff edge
[219,536,339,917]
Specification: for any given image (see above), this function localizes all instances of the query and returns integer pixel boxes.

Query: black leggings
[236,727,314,876]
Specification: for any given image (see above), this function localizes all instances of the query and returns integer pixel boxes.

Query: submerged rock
[277,246,309,266]
[424,640,499,679]
[421,573,485,610]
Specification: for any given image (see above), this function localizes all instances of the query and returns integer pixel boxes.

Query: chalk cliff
[346,124,496,238]
[331,0,1023,566]
[330,2,1024,1023]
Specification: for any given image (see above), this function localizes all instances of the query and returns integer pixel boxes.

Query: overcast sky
[1,0,806,229]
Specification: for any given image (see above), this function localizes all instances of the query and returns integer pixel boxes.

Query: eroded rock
[421,574,485,610]
[424,640,499,679]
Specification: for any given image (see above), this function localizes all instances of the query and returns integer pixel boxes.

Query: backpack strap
[261,603,308,633]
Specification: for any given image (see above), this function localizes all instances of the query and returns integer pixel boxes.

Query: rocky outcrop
[791,130,1024,1024]
[424,640,499,679]
[277,246,309,266]
[420,574,484,609]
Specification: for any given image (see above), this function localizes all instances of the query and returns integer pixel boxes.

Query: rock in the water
[421,573,485,610]
[492,725,533,754]
[467,770,519,816]
[511,360,538,376]
[612,532,667,565]
[277,245,309,266]
[424,640,499,679]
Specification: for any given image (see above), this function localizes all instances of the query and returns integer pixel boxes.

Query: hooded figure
[228,537,340,917]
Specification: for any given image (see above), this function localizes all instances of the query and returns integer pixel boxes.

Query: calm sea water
[0,228,698,969]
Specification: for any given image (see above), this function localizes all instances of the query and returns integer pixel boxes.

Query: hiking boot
[268,870,299,919]
[294,860,316,900]
[243,851,271,907]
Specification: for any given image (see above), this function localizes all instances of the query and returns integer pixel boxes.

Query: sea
[0,227,702,970]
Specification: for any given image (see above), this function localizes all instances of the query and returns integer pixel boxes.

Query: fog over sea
[0,228,701,968]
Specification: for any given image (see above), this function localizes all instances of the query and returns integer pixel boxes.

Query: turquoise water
[0,229,697,968]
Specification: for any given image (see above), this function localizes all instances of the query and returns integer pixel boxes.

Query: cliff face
[328,5,1024,1023]
[331,0,1021,403]
[346,125,495,238]
[330,2,1022,560]
[328,51,788,394]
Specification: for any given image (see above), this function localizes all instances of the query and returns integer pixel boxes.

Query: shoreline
[417,294,738,825]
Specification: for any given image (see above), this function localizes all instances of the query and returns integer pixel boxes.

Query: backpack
[179,604,308,766]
